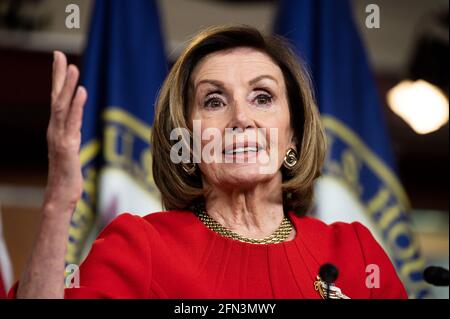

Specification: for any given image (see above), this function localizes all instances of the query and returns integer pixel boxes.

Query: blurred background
[0,0,448,298]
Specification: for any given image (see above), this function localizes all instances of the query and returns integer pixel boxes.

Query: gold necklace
[195,210,293,244]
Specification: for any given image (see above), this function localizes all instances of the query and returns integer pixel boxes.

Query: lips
[223,142,265,155]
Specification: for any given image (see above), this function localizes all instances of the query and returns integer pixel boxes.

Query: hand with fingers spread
[46,51,87,209]
[16,51,88,299]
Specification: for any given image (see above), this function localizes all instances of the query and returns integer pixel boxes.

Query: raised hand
[16,51,88,298]
[45,51,87,210]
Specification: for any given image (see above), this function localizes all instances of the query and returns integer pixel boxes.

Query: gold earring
[283,148,298,169]
[182,163,196,175]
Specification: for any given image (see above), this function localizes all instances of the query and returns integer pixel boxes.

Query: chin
[218,164,276,187]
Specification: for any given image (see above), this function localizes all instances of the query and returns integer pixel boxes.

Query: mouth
[223,142,265,156]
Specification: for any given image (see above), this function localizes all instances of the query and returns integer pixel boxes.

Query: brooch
[314,275,350,299]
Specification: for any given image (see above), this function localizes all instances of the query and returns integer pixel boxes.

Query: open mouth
[223,143,265,156]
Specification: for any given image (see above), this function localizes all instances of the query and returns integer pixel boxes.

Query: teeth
[225,146,259,154]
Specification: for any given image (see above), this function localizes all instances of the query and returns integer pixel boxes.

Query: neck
[203,174,293,240]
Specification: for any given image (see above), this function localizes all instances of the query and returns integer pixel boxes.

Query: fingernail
[53,51,57,63]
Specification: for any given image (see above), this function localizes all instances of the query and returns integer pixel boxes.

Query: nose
[228,98,255,131]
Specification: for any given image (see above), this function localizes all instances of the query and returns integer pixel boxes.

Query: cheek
[277,101,293,148]
[263,112,292,148]
[197,122,225,171]
[189,106,202,123]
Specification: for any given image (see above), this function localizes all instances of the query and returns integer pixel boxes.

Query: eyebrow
[248,74,278,86]
[194,74,278,92]
[194,79,225,93]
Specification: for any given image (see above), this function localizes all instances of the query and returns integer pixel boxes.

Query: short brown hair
[151,25,326,215]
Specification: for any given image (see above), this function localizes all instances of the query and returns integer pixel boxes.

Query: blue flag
[274,0,429,298]
[66,0,167,265]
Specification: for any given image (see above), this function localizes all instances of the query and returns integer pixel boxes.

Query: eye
[203,93,225,109]
[254,92,273,106]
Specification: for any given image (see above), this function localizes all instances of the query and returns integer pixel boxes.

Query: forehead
[190,47,284,86]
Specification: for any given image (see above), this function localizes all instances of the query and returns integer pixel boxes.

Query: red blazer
[11,210,408,299]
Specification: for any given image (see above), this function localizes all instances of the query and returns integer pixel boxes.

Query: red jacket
[11,210,408,299]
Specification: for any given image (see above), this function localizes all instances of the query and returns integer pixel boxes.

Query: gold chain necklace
[195,210,293,245]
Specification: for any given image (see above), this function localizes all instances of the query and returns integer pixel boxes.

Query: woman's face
[189,47,295,190]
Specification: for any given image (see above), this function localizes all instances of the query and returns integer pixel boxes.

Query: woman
[14,25,407,299]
